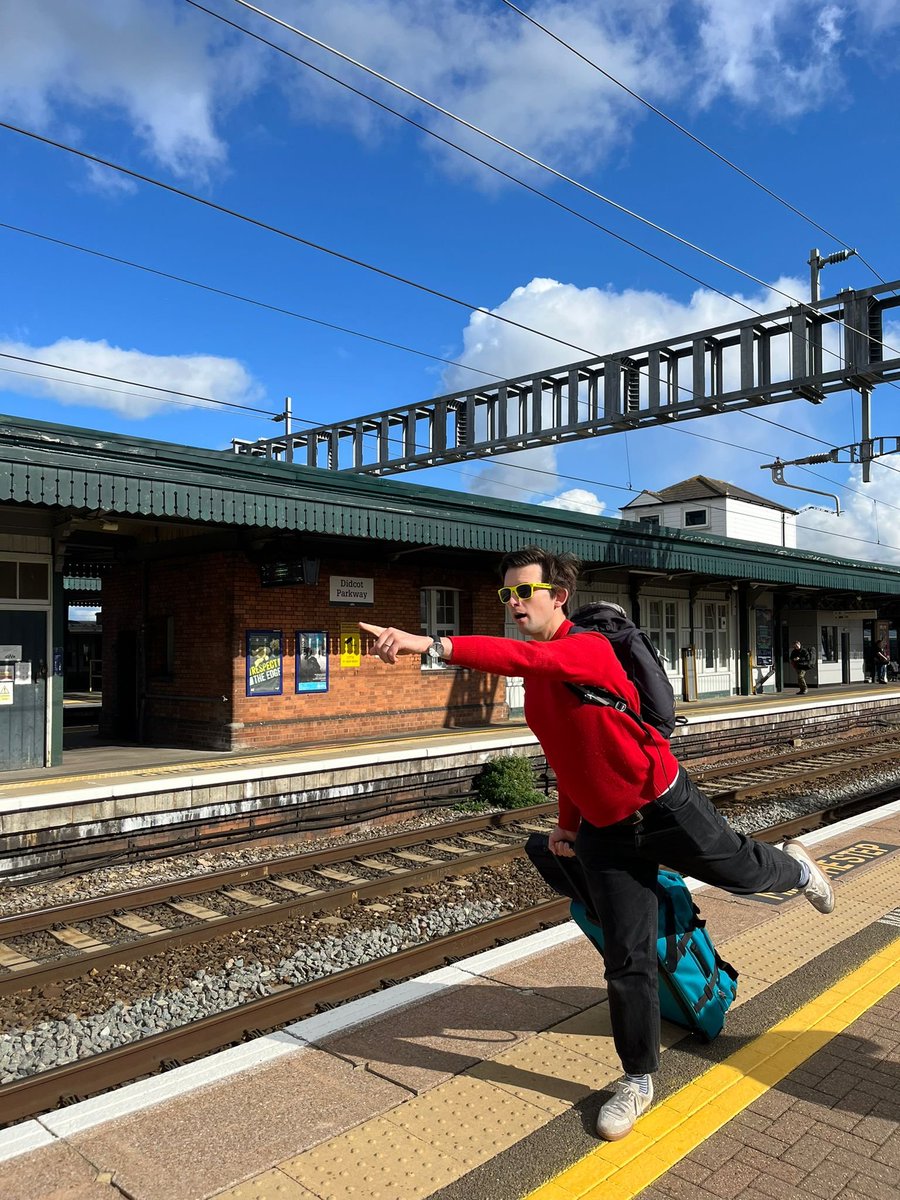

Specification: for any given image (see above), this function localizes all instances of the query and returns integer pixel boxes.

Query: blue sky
[2,0,900,560]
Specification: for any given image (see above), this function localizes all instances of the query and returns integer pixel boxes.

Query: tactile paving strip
[216,1168,320,1199]
[279,1116,462,1200]
[209,827,900,1200]
[382,1074,552,1168]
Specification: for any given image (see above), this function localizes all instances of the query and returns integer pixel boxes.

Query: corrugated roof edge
[0,413,896,589]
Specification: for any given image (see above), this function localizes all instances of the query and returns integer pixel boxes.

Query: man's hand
[359,622,431,664]
[548,824,578,858]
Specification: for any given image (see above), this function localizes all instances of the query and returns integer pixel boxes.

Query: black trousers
[574,767,803,1074]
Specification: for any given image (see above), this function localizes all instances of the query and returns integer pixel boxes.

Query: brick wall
[102,546,509,751]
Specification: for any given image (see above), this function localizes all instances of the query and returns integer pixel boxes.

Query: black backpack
[566,602,679,739]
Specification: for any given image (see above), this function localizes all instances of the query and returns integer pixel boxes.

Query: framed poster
[246,630,283,696]
[296,630,329,693]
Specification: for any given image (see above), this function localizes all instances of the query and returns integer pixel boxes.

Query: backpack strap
[564,680,650,733]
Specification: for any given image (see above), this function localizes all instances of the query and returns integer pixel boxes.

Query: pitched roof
[622,475,797,513]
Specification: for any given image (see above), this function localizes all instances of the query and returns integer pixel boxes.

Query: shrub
[474,754,542,809]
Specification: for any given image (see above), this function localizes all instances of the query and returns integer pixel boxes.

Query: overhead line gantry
[233,281,900,477]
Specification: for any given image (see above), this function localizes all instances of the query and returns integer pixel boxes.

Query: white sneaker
[596,1078,653,1141]
[784,841,835,914]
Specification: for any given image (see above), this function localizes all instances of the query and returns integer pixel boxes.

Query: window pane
[0,562,16,598]
[19,562,48,600]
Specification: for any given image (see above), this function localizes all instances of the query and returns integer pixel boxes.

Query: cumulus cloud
[694,0,847,117]
[540,488,607,515]
[442,272,820,500]
[272,0,680,182]
[794,462,900,564]
[0,0,261,181]
[0,337,264,419]
[439,268,876,518]
[4,0,899,193]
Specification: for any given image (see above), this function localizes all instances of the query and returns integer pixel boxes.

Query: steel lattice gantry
[233,281,900,476]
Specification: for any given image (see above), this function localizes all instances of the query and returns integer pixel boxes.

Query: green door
[0,611,47,769]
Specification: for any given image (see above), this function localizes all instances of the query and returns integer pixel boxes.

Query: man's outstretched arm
[360,622,453,664]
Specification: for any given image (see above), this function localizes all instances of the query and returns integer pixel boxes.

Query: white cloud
[540,488,607,515]
[4,0,898,194]
[794,461,900,564]
[0,0,261,181]
[268,0,682,181]
[694,0,847,116]
[0,337,264,419]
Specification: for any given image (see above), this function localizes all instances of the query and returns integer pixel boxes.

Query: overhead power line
[497,0,888,287]
[0,119,611,363]
[186,0,763,318]
[200,0,898,373]
[0,351,277,416]
[0,222,507,383]
[225,0,868,315]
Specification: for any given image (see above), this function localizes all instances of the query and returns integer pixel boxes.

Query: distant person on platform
[789,641,810,694]
[875,640,891,684]
[359,548,834,1144]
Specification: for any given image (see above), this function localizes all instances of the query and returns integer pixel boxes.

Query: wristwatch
[426,634,446,662]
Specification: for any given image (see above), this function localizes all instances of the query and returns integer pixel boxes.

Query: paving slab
[0,1141,118,1200]
[319,977,575,1094]
[69,1045,407,1200]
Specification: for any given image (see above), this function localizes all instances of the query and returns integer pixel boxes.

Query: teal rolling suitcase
[526,834,738,1041]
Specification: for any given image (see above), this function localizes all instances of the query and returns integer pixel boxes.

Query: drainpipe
[737,583,751,696]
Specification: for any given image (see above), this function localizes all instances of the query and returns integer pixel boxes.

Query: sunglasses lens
[517,584,533,599]
[498,588,512,603]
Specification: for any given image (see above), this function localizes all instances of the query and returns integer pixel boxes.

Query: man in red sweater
[360,547,834,1141]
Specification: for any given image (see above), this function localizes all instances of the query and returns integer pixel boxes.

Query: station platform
[2,797,898,1200]
[9,680,900,798]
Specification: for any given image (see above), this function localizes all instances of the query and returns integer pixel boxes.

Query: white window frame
[683,507,709,529]
[644,598,679,672]
[701,600,730,670]
[420,587,460,670]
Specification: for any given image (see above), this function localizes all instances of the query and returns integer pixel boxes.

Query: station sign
[329,576,373,606]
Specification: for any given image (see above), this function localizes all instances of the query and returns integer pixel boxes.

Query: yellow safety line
[527,936,900,1200]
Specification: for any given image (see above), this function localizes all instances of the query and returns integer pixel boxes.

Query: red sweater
[450,620,678,830]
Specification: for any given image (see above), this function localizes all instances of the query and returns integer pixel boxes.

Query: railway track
[0,805,556,997]
[0,898,570,1128]
[697,731,900,803]
[3,760,899,1129]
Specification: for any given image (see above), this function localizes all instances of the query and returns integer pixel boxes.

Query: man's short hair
[498,546,581,613]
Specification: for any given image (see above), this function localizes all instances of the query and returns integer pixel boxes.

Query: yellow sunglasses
[497,582,555,604]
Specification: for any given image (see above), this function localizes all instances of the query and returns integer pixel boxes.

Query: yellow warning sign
[340,624,361,668]
[0,681,12,706]
[752,841,899,905]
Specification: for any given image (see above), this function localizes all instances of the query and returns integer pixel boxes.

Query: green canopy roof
[1,413,895,594]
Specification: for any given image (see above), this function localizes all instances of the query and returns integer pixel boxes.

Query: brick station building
[2,413,900,771]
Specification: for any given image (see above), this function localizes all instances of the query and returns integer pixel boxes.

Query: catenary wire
[0,120,615,364]
[0,351,277,416]
[497,0,889,287]
[225,0,887,319]
[195,0,899,371]
[0,364,274,419]
[0,222,507,384]
[3,86,894,468]
[185,0,764,319]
